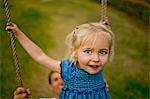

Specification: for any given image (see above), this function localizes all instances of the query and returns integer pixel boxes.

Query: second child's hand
[13,87,31,99]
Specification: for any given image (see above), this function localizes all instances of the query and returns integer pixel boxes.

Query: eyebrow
[82,48,92,50]
[82,47,109,51]
[99,49,109,51]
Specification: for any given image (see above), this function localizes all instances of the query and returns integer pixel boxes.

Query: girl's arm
[6,23,60,73]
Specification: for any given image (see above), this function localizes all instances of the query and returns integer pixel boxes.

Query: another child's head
[48,71,64,94]
[66,22,114,74]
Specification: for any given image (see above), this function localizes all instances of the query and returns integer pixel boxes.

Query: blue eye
[99,51,108,56]
[83,49,92,55]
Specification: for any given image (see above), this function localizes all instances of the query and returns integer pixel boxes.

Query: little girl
[7,22,114,99]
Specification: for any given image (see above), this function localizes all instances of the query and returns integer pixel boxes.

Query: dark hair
[48,71,56,84]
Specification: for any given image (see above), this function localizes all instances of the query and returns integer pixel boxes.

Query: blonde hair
[65,22,115,64]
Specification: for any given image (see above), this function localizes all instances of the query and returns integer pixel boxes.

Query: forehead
[80,31,110,50]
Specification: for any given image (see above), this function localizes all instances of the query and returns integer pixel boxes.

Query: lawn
[1,0,149,98]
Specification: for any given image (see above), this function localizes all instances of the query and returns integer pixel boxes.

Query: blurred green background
[0,0,149,98]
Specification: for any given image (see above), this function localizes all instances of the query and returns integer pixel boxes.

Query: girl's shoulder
[60,59,78,80]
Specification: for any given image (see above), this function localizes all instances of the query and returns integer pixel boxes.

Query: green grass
[108,0,150,24]
[126,0,149,7]
[1,0,149,98]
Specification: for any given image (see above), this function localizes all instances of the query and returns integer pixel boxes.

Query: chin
[88,68,103,74]
[88,70,100,74]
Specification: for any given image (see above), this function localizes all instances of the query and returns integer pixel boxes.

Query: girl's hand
[104,78,109,91]
[6,23,22,37]
[13,87,31,99]
[101,17,109,26]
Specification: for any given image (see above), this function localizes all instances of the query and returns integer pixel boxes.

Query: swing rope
[4,0,23,87]
[100,0,109,25]
[101,0,107,20]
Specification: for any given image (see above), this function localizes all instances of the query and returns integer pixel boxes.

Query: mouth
[58,83,64,89]
[88,65,100,70]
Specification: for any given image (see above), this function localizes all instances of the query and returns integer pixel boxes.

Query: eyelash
[99,51,108,56]
[83,49,92,54]
[83,50,108,55]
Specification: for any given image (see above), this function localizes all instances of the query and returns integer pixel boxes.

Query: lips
[58,82,64,89]
[88,65,100,70]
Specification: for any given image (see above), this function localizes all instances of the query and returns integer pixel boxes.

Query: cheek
[100,55,109,65]
[77,54,88,65]
[51,82,59,88]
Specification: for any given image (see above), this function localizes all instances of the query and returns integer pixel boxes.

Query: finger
[100,17,109,25]
[7,22,11,26]
[7,26,18,33]
[21,93,28,98]
[7,22,14,26]
[106,83,109,87]
[26,89,31,95]
[14,93,27,99]
[6,26,13,30]
[6,26,17,33]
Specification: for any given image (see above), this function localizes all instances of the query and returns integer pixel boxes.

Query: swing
[4,0,109,97]
[4,0,23,87]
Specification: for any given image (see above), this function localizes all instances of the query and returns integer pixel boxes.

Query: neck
[54,91,59,99]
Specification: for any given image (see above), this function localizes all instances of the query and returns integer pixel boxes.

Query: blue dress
[59,60,110,99]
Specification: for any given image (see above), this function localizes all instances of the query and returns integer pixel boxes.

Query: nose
[58,78,63,84]
[92,53,100,63]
